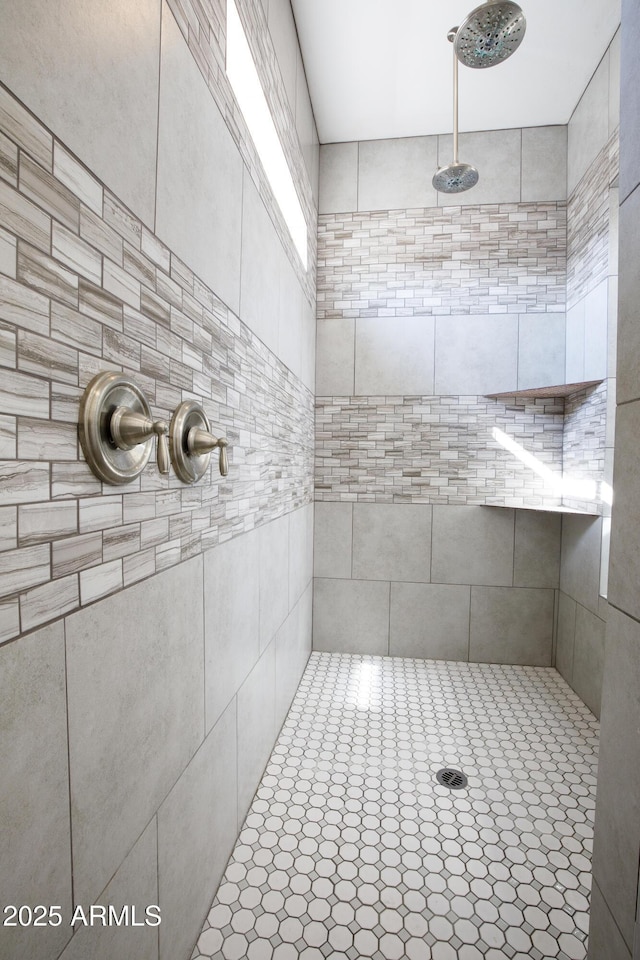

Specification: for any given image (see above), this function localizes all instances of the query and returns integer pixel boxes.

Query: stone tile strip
[0,82,314,645]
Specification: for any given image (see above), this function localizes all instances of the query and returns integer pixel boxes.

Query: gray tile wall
[558,32,620,720]
[0,1,318,958]
[588,7,640,958]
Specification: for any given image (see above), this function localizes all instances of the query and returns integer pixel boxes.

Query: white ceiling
[291,0,620,144]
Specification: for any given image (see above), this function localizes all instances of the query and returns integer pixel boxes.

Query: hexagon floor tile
[193,653,599,960]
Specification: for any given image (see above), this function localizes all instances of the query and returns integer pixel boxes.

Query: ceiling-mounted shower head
[432,27,479,195]
[454,0,526,69]
[433,162,479,194]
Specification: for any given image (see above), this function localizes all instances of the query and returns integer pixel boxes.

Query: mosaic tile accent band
[194,651,599,960]
[317,202,566,320]
[315,395,566,508]
[567,130,619,309]
[0,83,314,646]
[561,383,607,514]
[166,0,317,302]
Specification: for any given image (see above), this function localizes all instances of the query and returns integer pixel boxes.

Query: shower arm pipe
[449,27,459,164]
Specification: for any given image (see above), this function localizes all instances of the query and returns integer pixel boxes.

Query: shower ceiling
[291,0,620,143]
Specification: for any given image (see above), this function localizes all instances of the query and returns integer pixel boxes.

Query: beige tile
[432,505,514,587]
[20,574,79,633]
[0,460,50,504]
[313,578,389,655]
[591,605,640,949]
[0,273,50,336]
[0,85,52,170]
[470,586,554,665]
[204,528,260,732]
[390,583,470,661]
[53,142,103,215]
[314,501,352,579]
[158,701,237,960]
[0,542,50,598]
[0,624,73,960]
[353,503,431,583]
[65,557,205,904]
[0,179,50,251]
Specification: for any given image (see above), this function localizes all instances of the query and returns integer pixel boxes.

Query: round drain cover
[436,768,468,790]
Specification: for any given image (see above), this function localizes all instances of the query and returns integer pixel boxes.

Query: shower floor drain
[436,768,468,790]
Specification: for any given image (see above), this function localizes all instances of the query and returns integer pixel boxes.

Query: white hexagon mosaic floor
[193,652,599,960]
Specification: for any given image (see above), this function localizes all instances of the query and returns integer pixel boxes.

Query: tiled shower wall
[556,32,620,718]
[313,36,620,696]
[588,3,640,956]
[0,2,318,960]
[314,124,571,665]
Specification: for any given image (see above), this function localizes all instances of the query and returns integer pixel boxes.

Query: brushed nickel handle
[111,409,170,475]
[169,401,229,484]
[187,429,228,477]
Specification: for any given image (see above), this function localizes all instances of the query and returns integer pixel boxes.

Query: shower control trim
[169,400,228,484]
[79,372,170,484]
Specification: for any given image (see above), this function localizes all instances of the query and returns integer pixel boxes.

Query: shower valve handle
[187,428,229,477]
[110,408,170,475]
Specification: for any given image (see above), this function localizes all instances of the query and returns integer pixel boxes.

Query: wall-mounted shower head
[432,27,479,195]
[454,0,526,69]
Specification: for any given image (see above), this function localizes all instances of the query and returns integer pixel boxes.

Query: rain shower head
[432,162,479,194]
[454,0,526,69]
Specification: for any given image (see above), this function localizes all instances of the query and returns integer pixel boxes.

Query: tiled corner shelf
[484,379,605,517]
[485,379,603,400]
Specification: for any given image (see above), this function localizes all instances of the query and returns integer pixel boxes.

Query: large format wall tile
[259,513,290,651]
[240,171,282,356]
[156,6,243,312]
[434,315,518,395]
[358,136,438,211]
[616,186,640,404]
[354,316,435,395]
[319,142,358,214]
[469,586,554,665]
[158,701,237,960]
[237,641,277,820]
[390,583,470,661]
[431,505,514,587]
[0,0,160,227]
[521,126,567,202]
[204,529,260,733]
[517,314,566,390]
[560,514,603,616]
[352,503,431,583]
[288,502,314,608]
[555,591,577,683]
[275,585,312,730]
[59,820,158,960]
[591,605,640,950]
[513,509,561,589]
[65,557,205,905]
[588,883,632,960]
[313,578,390,655]
[568,49,611,194]
[620,0,640,202]
[572,603,606,718]
[316,318,355,395]
[313,502,353,579]
[0,624,72,960]
[436,128,522,206]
